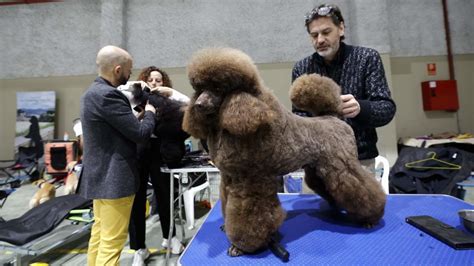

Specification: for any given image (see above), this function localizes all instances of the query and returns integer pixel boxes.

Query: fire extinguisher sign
[427,63,436,75]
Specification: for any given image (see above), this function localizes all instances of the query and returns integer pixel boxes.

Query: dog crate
[44,140,78,176]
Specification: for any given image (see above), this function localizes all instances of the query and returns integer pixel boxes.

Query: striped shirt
[292,42,396,160]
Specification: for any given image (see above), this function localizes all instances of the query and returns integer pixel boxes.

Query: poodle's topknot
[290,74,342,116]
[187,47,262,95]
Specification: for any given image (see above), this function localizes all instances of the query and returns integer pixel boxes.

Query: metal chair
[0,147,41,187]
[182,175,210,230]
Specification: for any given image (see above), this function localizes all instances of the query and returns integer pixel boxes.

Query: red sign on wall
[421,80,459,111]
[427,63,436,76]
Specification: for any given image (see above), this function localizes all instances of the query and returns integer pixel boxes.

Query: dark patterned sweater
[292,42,396,160]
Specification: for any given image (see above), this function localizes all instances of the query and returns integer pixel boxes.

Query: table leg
[165,171,176,264]
[178,174,185,240]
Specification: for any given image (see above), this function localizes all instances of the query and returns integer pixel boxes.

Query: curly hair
[137,66,173,88]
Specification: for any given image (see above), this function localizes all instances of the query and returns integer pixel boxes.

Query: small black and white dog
[119,83,190,166]
[118,82,152,115]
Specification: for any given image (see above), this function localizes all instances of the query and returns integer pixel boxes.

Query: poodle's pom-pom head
[290,74,342,116]
[187,47,262,95]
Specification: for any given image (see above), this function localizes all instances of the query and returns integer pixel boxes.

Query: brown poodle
[183,47,386,256]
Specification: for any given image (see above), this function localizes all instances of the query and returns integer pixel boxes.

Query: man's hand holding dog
[145,102,156,114]
[126,80,149,91]
[341,94,360,118]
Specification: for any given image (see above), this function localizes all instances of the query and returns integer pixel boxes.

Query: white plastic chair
[182,179,210,230]
[375,155,390,194]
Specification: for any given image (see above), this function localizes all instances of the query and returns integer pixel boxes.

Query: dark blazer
[79,77,155,199]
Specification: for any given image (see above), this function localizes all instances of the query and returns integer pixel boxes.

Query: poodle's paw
[220,224,225,232]
[227,244,244,257]
[363,222,377,229]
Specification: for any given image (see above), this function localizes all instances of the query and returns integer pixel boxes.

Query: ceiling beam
[0,0,61,6]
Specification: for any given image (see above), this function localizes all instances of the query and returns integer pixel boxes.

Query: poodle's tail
[289,74,342,116]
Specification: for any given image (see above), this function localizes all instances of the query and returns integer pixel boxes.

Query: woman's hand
[151,86,173,97]
[126,80,149,90]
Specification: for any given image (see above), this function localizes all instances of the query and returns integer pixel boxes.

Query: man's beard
[316,41,340,60]
[317,47,335,58]
[117,73,129,86]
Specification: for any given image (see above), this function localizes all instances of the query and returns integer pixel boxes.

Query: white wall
[391,55,474,138]
[1,0,473,164]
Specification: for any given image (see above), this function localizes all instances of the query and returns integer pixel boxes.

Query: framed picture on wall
[15,91,56,157]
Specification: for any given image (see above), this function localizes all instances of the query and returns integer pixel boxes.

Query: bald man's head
[96,45,133,86]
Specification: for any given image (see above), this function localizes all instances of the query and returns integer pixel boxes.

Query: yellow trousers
[87,195,135,266]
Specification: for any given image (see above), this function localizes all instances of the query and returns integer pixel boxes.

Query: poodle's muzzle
[194,90,222,115]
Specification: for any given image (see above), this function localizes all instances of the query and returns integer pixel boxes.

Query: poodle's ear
[182,102,210,140]
[219,92,276,136]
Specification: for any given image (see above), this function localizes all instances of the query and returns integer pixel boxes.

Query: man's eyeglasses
[305,5,342,25]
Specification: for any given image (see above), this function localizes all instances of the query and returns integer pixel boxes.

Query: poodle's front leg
[219,174,230,232]
[219,174,229,219]
[223,178,285,256]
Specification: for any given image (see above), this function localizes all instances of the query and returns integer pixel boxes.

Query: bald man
[79,45,156,265]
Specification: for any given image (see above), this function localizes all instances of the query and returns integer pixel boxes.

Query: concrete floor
[0,171,211,266]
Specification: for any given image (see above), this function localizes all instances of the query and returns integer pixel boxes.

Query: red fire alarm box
[421,80,459,111]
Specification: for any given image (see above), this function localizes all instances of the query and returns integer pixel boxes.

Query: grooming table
[179,194,474,265]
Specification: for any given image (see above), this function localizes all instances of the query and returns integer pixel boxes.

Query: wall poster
[15,91,56,158]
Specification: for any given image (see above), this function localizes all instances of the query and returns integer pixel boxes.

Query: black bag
[389,147,474,195]
[0,194,91,245]
[160,141,186,166]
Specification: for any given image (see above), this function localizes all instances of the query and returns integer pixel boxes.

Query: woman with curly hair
[129,66,187,266]
[138,66,173,88]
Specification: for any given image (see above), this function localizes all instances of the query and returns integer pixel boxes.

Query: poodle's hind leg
[315,162,386,226]
[304,166,337,206]
[224,178,285,256]
[338,165,387,226]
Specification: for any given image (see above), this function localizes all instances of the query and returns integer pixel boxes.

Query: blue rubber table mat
[179,194,474,265]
